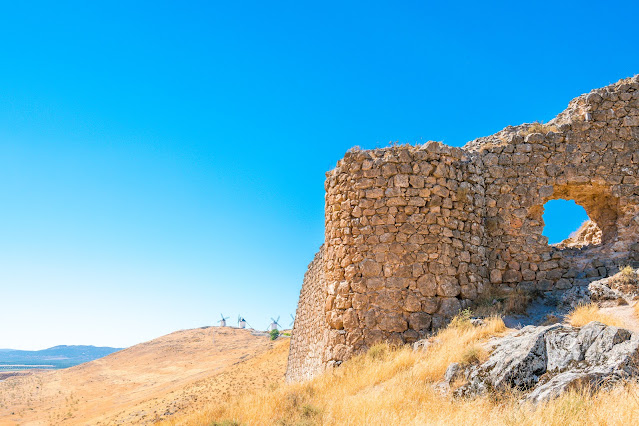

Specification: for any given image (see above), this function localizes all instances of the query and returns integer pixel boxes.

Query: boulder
[557,273,635,310]
[589,280,623,301]
[452,322,639,403]
[558,285,591,309]
[462,324,556,395]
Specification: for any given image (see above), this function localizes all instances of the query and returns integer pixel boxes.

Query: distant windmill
[238,315,247,329]
[269,316,281,331]
[289,314,295,327]
[219,313,230,327]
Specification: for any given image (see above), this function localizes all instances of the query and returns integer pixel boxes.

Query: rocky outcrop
[559,267,639,309]
[452,322,639,403]
[553,220,602,249]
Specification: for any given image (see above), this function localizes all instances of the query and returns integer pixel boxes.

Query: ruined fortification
[286,76,639,382]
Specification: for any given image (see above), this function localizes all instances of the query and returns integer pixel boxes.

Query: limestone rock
[413,337,439,352]
[462,324,554,394]
[453,321,639,403]
[558,285,591,309]
[589,280,622,301]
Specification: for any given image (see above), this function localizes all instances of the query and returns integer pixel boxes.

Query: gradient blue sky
[1,1,637,350]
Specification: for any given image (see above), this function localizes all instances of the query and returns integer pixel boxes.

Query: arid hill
[170,301,639,426]
[0,327,288,425]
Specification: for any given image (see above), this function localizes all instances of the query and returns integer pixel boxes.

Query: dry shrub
[504,289,536,315]
[567,303,622,327]
[473,287,538,317]
[459,345,487,366]
[448,308,473,329]
[367,343,389,361]
[541,314,561,325]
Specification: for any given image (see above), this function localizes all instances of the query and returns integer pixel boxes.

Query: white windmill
[237,315,247,329]
[219,313,230,327]
[269,316,281,332]
[289,314,295,328]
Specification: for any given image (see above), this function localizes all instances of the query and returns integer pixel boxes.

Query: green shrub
[269,329,280,340]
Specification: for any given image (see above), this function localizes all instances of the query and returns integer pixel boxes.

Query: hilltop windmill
[289,314,295,328]
[269,316,281,332]
[237,315,247,329]
[219,314,230,327]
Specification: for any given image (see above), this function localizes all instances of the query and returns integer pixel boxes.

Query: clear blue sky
[1,1,637,350]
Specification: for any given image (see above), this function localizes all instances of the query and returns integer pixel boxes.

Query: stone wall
[285,248,329,382]
[319,144,488,366]
[285,75,639,382]
[469,76,639,291]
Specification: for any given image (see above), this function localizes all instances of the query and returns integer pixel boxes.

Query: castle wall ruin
[286,75,639,382]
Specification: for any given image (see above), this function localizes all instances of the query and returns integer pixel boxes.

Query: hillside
[0,345,122,369]
[0,327,288,425]
[168,304,639,426]
[2,304,639,425]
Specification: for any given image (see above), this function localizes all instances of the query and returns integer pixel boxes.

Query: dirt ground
[0,327,289,425]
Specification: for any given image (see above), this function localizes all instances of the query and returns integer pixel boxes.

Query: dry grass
[567,303,623,327]
[634,302,639,319]
[163,316,508,425]
[162,314,639,426]
[519,120,558,136]
[417,314,506,380]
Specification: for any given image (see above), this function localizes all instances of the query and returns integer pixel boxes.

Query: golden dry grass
[163,314,639,426]
[567,303,623,327]
[519,121,558,136]
[6,312,639,426]
[634,302,639,319]
[164,316,509,425]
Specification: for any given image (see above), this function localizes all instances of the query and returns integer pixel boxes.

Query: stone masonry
[285,75,639,382]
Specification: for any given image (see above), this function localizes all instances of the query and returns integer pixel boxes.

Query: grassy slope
[171,313,639,426]
[4,303,639,425]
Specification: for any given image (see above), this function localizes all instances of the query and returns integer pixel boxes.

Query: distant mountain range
[0,345,123,369]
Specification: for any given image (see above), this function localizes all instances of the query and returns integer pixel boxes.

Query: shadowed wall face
[285,249,328,381]
[286,75,639,382]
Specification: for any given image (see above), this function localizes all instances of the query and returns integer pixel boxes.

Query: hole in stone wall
[542,199,602,248]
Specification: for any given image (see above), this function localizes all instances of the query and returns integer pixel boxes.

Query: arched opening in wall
[542,199,602,249]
